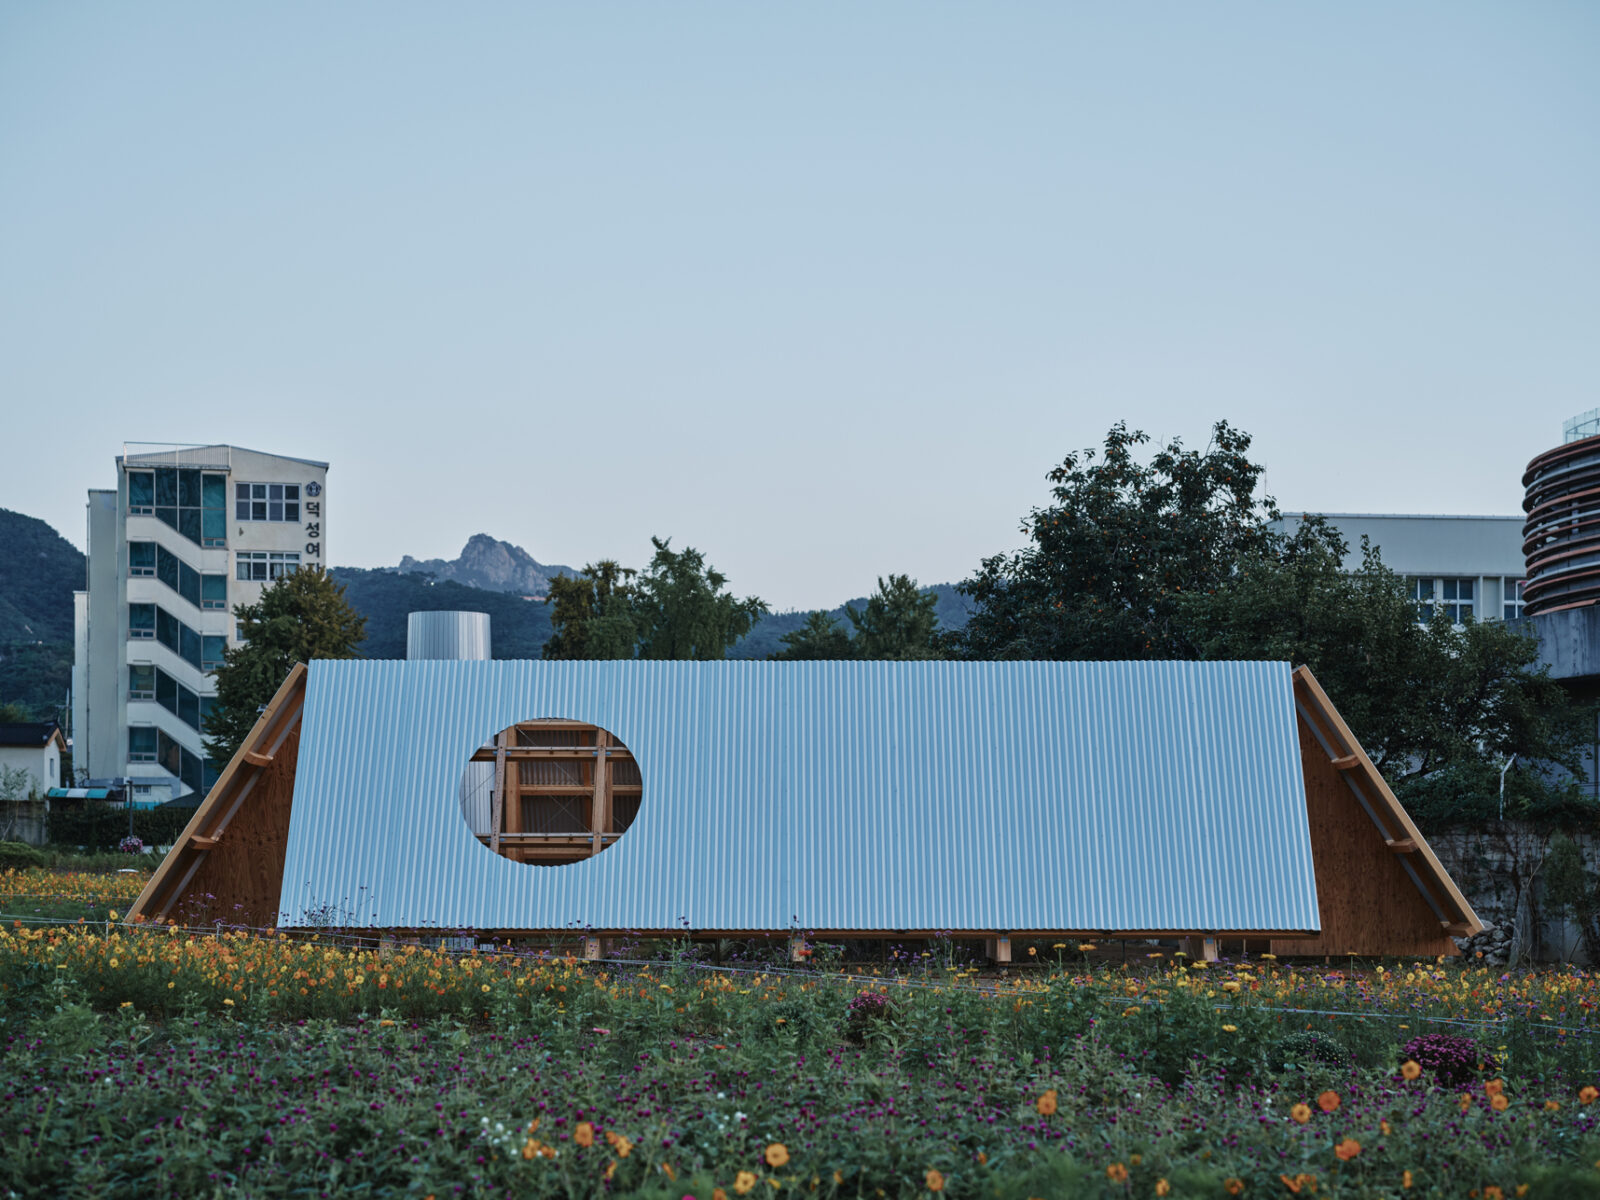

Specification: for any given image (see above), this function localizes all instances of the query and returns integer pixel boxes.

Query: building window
[236,551,300,581]
[129,541,156,576]
[202,635,227,670]
[129,603,156,638]
[1408,577,1475,624]
[129,727,158,763]
[130,468,226,547]
[235,482,300,523]
[1504,578,1526,621]
[128,664,155,700]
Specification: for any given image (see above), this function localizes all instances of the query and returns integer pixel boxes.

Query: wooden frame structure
[125,663,306,927]
[1277,665,1480,958]
[129,660,1483,958]
[469,720,641,865]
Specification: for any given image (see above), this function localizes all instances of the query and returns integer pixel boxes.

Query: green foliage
[204,568,367,765]
[634,537,768,660]
[1273,1030,1352,1072]
[46,803,190,850]
[845,574,942,660]
[0,841,45,869]
[542,561,640,659]
[330,567,555,658]
[0,508,83,644]
[773,609,856,660]
[0,641,73,723]
[951,421,1278,660]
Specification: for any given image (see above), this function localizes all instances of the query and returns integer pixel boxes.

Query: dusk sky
[2,3,1596,610]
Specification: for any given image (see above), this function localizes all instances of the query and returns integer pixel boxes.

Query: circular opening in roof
[459,719,641,866]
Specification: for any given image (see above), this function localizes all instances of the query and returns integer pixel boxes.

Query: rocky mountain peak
[397,535,570,597]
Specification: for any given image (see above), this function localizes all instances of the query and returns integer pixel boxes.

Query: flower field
[0,865,149,923]
[6,894,1600,1196]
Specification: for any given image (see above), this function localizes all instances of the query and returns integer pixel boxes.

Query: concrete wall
[83,489,121,779]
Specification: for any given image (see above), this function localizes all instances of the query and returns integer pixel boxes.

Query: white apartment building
[1271,513,1526,624]
[72,445,329,802]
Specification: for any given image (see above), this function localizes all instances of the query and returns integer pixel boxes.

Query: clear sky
[2,3,1596,610]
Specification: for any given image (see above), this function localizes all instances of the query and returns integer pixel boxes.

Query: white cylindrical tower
[406,610,492,661]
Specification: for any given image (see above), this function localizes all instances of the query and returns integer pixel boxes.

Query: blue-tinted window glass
[199,695,216,732]
[179,561,201,608]
[156,669,178,715]
[155,506,177,531]
[201,759,220,793]
[178,687,199,729]
[156,545,179,592]
[202,473,226,509]
[201,574,227,608]
[178,470,200,508]
[128,472,154,508]
[202,636,226,670]
[179,624,202,670]
[129,542,155,574]
[202,508,225,543]
[156,607,178,654]
[128,664,154,698]
[129,604,155,635]
[178,508,201,543]
[155,468,177,507]
[129,727,157,760]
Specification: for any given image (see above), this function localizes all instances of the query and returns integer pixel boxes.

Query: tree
[951,421,1279,660]
[773,611,856,661]
[204,568,367,765]
[542,561,639,660]
[635,538,768,660]
[845,574,941,660]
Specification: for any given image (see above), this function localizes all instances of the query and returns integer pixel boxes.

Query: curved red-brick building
[1523,426,1600,617]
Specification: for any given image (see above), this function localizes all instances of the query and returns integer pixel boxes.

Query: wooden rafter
[476,720,636,866]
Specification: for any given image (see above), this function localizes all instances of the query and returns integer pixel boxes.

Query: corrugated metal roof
[277,660,1321,933]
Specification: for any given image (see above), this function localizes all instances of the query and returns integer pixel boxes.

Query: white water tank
[406,611,492,661]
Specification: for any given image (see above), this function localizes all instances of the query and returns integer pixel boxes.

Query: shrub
[0,841,45,870]
[844,990,894,1043]
[1275,1030,1352,1072]
[1402,1032,1489,1088]
[47,803,190,851]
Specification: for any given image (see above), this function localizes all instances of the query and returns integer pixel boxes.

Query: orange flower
[925,1168,945,1192]
[1546,1100,1563,1112]
[1224,1179,1244,1196]
[1401,1060,1422,1081]
[1491,1093,1510,1112]
[1581,1085,1599,1104]
[1380,1121,1391,1135]
[735,1172,759,1195]
[1485,1079,1505,1097]
[1280,1175,1302,1194]
[714,1191,729,1200]
[1402,1170,1413,1189]
[1460,1092,1473,1113]
[1334,1138,1361,1161]
[1290,1103,1312,1124]
[573,1122,594,1148]
[766,1143,790,1168]
[1484,1188,1504,1200]
[1317,1090,1340,1113]
[1106,1163,1129,1184]
[1037,1089,1059,1117]
[1155,1183,1171,1198]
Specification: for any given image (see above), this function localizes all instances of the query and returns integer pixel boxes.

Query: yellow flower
[574,1122,594,1148]
[766,1143,789,1168]
[1289,1103,1311,1124]
[1036,1089,1058,1116]
[1222,981,1241,993]
[1078,943,1096,951]
[925,1168,945,1191]
[1105,1163,1128,1184]
[222,998,234,1007]
[119,1001,132,1009]
[481,984,491,993]
[108,958,118,968]
[735,1171,759,1195]
[1027,947,1037,956]
[108,910,119,921]
[1401,1060,1422,1081]
[1221,1024,1238,1033]
[1155,1182,1171,1197]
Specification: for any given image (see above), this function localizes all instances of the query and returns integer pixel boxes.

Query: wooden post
[489,728,509,855]
[590,730,608,858]
[583,936,604,962]
[789,934,809,964]
[988,935,1012,964]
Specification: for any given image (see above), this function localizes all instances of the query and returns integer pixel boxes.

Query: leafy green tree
[846,574,941,660]
[635,537,767,660]
[204,568,367,765]
[0,702,31,723]
[772,611,856,661]
[542,561,639,660]
[950,421,1278,660]
[1179,520,1593,830]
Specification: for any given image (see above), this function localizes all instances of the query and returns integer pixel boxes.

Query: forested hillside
[329,568,556,658]
[728,585,972,659]
[0,509,83,718]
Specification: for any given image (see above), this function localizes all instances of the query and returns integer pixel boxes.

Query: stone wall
[1431,824,1596,964]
